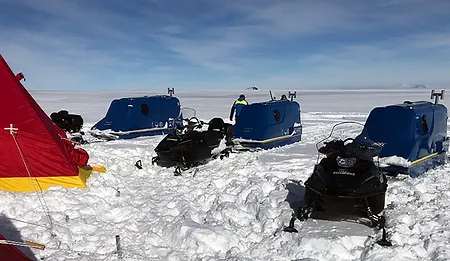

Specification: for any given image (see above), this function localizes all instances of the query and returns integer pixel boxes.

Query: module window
[274,109,281,122]
[421,115,429,133]
[141,104,149,116]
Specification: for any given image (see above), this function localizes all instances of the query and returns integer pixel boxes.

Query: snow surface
[377,156,412,168]
[1,89,450,261]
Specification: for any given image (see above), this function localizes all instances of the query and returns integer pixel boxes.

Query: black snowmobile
[50,110,86,143]
[283,122,392,246]
[50,110,84,133]
[151,117,234,175]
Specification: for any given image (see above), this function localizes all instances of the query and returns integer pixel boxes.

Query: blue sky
[1,0,450,90]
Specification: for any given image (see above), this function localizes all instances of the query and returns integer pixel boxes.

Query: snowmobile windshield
[181,107,196,119]
[315,121,365,152]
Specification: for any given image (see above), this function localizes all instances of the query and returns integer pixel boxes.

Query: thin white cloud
[0,0,180,89]
[229,0,356,37]
[379,0,425,6]
[299,30,450,63]
[150,25,258,71]
[406,32,450,48]
[0,25,173,90]
[151,0,450,72]
[289,31,450,88]
[159,26,184,35]
[222,0,450,36]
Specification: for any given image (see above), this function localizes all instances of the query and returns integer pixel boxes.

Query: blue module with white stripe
[91,92,183,140]
[356,90,448,177]
[233,98,302,149]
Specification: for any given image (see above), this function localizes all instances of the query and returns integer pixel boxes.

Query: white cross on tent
[4,123,18,135]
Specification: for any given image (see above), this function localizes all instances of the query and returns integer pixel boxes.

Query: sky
[1,0,450,90]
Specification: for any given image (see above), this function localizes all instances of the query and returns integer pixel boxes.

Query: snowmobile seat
[208,118,225,132]
[203,130,224,147]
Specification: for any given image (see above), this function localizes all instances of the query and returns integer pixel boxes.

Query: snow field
[0,89,449,260]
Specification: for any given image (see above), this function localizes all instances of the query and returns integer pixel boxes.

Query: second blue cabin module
[357,90,448,177]
[233,93,302,149]
[91,90,183,139]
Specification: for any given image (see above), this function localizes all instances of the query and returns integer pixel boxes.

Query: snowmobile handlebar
[316,121,385,162]
[318,137,382,161]
[188,117,207,123]
[173,117,204,136]
[179,117,229,134]
[343,137,354,143]
[184,116,198,123]
[318,139,345,155]
[318,138,354,153]
[182,117,206,127]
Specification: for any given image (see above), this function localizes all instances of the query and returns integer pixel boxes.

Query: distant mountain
[400,83,427,88]
[246,86,259,90]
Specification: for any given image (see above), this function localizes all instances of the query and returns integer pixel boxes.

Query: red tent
[0,54,93,192]
[0,234,33,261]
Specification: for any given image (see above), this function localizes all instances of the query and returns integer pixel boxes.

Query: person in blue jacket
[230,93,248,123]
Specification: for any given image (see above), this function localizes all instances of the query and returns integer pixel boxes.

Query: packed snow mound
[377,155,412,167]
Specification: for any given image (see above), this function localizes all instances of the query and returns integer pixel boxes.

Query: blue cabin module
[233,100,302,149]
[358,101,448,177]
[91,95,183,139]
